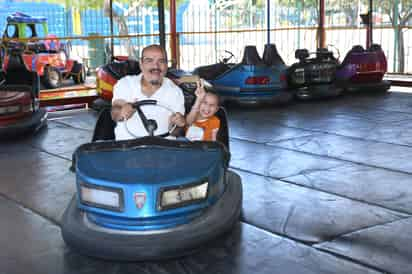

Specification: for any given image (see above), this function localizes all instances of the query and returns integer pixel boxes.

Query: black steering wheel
[327,44,340,61]
[125,99,177,138]
[220,50,235,64]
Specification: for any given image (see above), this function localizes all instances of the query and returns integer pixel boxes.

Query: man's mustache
[149,69,162,73]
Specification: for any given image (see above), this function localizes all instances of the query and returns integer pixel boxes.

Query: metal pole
[110,0,114,61]
[369,0,373,45]
[267,0,270,45]
[170,0,177,68]
[318,0,325,49]
[158,0,166,49]
[393,0,399,72]
[296,0,302,49]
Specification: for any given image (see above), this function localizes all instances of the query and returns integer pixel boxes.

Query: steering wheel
[219,50,235,64]
[22,42,36,55]
[327,44,340,61]
[125,99,177,138]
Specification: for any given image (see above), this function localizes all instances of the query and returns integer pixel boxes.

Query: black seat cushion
[369,44,382,51]
[92,108,116,142]
[351,45,365,53]
[262,44,285,66]
[3,50,39,96]
[215,107,229,150]
[241,46,263,65]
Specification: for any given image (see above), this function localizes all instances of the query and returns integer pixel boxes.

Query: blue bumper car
[193,45,292,105]
[61,101,242,261]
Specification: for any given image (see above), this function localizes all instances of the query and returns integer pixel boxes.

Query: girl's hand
[194,79,206,100]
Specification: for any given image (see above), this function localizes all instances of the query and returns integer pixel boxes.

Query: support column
[110,0,114,61]
[170,0,177,68]
[266,0,270,45]
[318,0,325,49]
[393,0,399,72]
[158,0,166,49]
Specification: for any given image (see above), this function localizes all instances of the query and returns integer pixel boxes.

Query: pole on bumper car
[266,0,270,44]
[369,0,373,46]
[170,0,177,68]
[318,0,326,49]
[158,0,166,50]
[110,0,114,62]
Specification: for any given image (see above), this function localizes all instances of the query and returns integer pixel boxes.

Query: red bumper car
[0,49,47,137]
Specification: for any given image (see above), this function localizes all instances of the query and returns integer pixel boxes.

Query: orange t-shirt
[187,115,220,141]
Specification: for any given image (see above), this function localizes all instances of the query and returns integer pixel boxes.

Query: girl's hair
[205,90,220,105]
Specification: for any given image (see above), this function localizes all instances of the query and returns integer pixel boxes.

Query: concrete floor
[2,89,412,274]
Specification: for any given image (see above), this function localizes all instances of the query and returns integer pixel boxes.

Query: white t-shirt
[112,74,185,140]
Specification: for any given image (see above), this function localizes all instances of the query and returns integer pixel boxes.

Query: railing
[1,26,411,75]
[175,25,412,74]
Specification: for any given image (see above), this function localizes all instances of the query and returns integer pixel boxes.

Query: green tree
[39,0,187,57]
[376,0,412,72]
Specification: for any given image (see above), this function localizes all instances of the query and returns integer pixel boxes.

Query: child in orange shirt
[186,80,220,141]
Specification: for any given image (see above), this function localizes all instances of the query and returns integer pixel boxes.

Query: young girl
[185,80,220,141]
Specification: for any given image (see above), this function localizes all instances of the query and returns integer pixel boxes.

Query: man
[111,44,186,140]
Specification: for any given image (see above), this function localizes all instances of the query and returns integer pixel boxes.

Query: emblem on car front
[134,192,146,209]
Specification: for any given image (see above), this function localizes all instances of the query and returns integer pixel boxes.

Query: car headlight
[21,103,33,113]
[0,105,20,115]
[79,182,123,212]
[159,181,208,210]
[292,68,305,84]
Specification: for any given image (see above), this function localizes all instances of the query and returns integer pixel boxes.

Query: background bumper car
[2,13,86,89]
[335,44,391,92]
[193,45,292,105]
[61,101,241,261]
[286,48,343,100]
[0,48,47,137]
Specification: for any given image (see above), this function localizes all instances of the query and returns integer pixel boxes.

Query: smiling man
[111,44,186,140]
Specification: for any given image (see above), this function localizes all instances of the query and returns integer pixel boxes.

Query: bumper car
[94,57,196,113]
[0,48,47,137]
[286,48,343,100]
[193,45,292,105]
[61,101,242,261]
[335,44,390,92]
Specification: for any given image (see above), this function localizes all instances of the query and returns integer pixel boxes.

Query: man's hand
[111,100,136,122]
[169,112,186,128]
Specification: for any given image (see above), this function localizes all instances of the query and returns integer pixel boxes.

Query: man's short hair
[141,44,168,61]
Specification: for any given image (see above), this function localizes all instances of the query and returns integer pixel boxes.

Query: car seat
[341,45,365,66]
[350,45,365,53]
[262,44,285,66]
[368,44,382,52]
[241,45,263,65]
[3,49,39,98]
[295,49,309,62]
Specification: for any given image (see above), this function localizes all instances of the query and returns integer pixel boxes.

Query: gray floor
[1,89,412,274]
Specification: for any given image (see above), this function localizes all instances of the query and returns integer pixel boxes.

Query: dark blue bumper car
[193,45,292,105]
[286,48,343,100]
[61,101,242,261]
